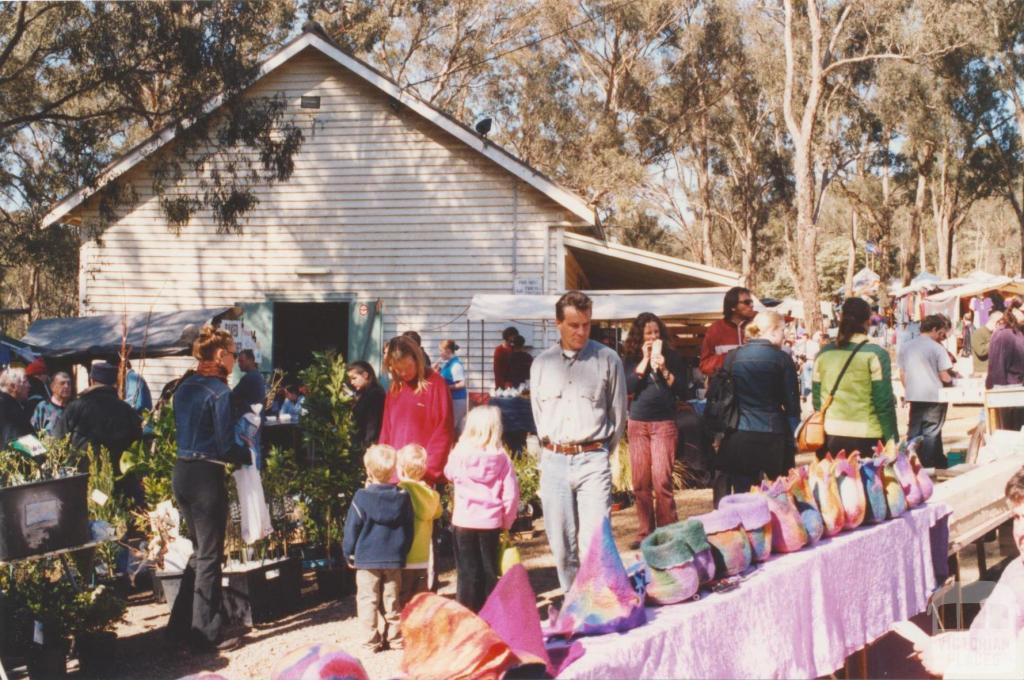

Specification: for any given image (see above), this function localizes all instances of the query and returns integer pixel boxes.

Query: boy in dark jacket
[343,444,413,652]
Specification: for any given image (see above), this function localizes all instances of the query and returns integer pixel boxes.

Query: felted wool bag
[758,478,810,552]
[640,522,706,605]
[893,440,925,508]
[783,469,825,543]
[879,455,908,518]
[809,455,846,536]
[910,450,934,502]
[718,493,773,562]
[834,451,866,530]
[692,508,752,578]
[859,457,888,523]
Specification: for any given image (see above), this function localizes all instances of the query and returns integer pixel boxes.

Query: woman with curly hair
[621,312,688,548]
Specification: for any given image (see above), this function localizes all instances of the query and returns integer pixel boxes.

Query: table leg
[976,539,988,579]
[859,646,868,680]
[0,657,8,680]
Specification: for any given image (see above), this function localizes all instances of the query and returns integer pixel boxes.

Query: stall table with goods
[543,441,950,679]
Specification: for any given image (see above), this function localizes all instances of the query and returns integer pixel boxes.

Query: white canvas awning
[924,276,1024,303]
[468,288,763,322]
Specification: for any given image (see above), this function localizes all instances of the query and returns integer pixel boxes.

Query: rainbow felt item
[859,457,889,523]
[894,438,926,507]
[547,517,647,638]
[783,469,824,543]
[401,592,519,679]
[271,644,369,680]
[809,455,846,536]
[479,563,553,676]
[692,508,752,578]
[879,455,908,518]
[758,478,810,552]
[834,451,866,529]
[640,520,708,604]
[910,450,934,502]
[719,493,773,562]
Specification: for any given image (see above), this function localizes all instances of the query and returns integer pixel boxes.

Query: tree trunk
[792,145,823,331]
[844,208,857,297]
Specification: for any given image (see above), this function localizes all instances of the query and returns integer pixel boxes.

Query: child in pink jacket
[443,405,520,612]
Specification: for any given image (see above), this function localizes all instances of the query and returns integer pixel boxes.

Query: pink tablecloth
[548,502,951,679]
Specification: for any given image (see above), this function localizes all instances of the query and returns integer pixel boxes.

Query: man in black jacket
[0,367,33,449]
[54,361,143,507]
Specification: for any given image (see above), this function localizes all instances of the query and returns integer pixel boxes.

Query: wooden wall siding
[77,48,584,391]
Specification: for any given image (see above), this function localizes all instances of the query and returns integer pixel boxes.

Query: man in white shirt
[898,314,954,468]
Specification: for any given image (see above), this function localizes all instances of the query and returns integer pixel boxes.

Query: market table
[547,502,950,679]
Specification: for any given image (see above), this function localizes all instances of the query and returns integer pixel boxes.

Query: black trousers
[453,527,501,613]
[713,430,789,506]
[907,402,949,469]
[816,435,880,460]
[168,459,228,645]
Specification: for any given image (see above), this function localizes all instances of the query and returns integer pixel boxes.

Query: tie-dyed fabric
[479,563,553,676]
[757,478,810,552]
[809,455,846,536]
[783,469,825,543]
[692,509,752,578]
[271,644,370,680]
[401,593,518,679]
[859,457,888,523]
[547,517,647,638]
[719,493,773,562]
[834,451,867,529]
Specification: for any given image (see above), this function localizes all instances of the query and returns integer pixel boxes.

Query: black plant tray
[0,474,90,562]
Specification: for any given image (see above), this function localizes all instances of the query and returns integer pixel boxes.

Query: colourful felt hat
[834,451,866,530]
[692,508,752,578]
[270,644,369,680]
[547,517,647,638]
[401,592,518,679]
[479,563,553,676]
[719,493,773,562]
[640,520,707,605]
[809,455,846,536]
[859,458,889,523]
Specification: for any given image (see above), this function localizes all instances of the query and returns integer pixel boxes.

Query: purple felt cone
[479,563,553,676]
[547,517,647,638]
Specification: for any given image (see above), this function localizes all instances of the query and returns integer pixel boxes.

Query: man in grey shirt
[530,290,627,593]
[898,314,955,468]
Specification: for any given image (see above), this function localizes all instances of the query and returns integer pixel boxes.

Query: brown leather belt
[542,439,605,455]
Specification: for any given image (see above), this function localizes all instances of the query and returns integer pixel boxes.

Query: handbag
[704,349,740,433]
[498,530,521,575]
[796,340,868,452]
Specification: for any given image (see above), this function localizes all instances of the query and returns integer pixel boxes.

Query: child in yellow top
[397,443,442,606]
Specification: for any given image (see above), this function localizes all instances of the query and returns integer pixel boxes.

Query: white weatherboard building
[40,27,739,392]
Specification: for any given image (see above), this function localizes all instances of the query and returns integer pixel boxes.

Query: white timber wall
[76,48,582,392]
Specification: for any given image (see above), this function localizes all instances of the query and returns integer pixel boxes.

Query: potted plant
[511,447,541,533]
[73,583,127,675]
[293,351,362,599]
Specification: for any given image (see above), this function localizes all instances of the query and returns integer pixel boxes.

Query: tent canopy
[22,307,242,361]
[924,277,1024,303]
[468,289,762,322]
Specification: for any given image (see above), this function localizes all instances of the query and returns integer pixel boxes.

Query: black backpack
[704,349,739,433]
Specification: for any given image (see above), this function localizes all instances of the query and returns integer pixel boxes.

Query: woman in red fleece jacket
[379,335,454,485]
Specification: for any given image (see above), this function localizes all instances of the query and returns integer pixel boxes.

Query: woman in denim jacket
[716,311,800,500]
[166,325,251,652]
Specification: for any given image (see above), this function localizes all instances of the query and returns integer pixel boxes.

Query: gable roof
[41,31,597,229]
[564,232,742,288]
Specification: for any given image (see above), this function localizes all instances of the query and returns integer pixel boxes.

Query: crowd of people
[3,283,1023,662]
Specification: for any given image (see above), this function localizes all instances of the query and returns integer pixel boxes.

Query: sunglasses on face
[737,299,753,306]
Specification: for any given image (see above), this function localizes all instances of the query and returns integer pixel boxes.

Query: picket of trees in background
[3,0,1024,333]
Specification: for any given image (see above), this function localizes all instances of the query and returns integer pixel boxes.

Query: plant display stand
[222,557,302,626]
[0,475,90,562]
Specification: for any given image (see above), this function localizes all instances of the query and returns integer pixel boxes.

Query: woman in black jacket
[622,312,688,547]
[716,311,800,502]
[348,361,386,448]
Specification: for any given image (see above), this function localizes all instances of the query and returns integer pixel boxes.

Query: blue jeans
[907,401,948,469]
[539,448,612,593]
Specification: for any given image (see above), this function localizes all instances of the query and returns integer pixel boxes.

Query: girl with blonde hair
[443,406,519,612]
[714,311,801,503]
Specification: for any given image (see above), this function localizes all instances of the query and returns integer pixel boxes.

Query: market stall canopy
[0,335,38,365]
[924,276,1024,303]
[772,297,834,321]
[468,288,764,322]
[22,307,243,361]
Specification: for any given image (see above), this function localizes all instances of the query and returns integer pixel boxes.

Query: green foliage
[0,434,81,487]
[294,351,360,555]
[120,406,176,510]
[84,445,132,578]
[511,450,540,507]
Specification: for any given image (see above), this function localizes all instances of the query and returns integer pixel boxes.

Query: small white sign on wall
[513,277,543,295]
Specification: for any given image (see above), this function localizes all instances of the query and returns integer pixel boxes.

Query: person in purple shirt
[986,301,1024,430]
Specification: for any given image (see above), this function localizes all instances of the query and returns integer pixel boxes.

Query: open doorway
[272,302,349,377]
